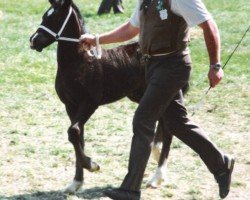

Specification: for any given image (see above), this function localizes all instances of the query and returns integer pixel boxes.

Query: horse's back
[98,42,145,105]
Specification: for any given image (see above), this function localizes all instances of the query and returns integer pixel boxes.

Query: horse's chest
[55,65,103,105]
[55,69,87,104]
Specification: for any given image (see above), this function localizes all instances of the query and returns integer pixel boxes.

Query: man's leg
[164,90,234,198]
[104,55,191,199]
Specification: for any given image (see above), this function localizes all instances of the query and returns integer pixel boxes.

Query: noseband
[39,6,80,43]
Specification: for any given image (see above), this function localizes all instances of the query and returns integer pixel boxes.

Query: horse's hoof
[63,180,83,194]
[146,180,159,189]
[146,176,167,188]
[88,161,100,172]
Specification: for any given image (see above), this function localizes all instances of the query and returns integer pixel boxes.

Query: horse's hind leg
[64,102,99,193]
[147,118,173,188]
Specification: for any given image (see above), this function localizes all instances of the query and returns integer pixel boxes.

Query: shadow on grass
[0,186,112,200]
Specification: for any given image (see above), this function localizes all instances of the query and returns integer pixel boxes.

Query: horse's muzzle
[30,43,43,52]
[30,33,43,52]
[30,44,43,52]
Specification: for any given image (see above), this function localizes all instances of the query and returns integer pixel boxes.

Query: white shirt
[130,0,212,28]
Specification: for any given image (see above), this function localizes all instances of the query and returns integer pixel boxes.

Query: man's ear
[61,0,72,8]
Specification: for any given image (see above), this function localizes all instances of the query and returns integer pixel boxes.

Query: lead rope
[191,25,250,116]
[94,34,102,59]
[80,33,102,59]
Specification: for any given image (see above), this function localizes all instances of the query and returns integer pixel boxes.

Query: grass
[0,0,249,199]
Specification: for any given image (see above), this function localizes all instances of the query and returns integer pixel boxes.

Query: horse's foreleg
[68,121,99,171]
[74,125,84,181]
[147,119,173,188]
[64,124,84,194]
[64,103,99,194]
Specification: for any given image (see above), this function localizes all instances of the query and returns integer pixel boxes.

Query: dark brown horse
[30,0,177,193]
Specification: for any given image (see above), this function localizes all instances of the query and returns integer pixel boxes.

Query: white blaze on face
[47,8,55,16]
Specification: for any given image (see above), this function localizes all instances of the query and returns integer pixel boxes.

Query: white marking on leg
[226,155,233,169]
[146,162,168,188]
[63,180,83,194]
[88,161,100,172]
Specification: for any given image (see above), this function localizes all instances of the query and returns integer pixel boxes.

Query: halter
[38,6,102,59]
[39,6,79,43]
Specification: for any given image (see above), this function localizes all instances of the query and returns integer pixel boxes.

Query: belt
[142,50,179,61]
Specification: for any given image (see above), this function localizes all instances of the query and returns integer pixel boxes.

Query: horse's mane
[72,3,87,33]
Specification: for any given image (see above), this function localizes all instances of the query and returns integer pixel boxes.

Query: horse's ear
[49,0,58,7]
[49,0,55,5]
[61,0,72,8]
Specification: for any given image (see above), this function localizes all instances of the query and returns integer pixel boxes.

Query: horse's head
[30,0,84,52]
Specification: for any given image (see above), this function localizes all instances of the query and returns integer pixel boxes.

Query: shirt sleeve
[129,0,140,28]
[171,0,212,27]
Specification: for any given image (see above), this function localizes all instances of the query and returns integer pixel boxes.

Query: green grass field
[0,0,249,199]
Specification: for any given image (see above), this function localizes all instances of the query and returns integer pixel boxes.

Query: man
[97,0,124,15]
[80,0,234,199]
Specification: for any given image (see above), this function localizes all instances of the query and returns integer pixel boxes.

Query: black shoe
[215,155,235,199]
[103,188,141,200]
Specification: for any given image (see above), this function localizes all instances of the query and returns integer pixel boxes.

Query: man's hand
[79,33,96,50]
[208,67,224,88]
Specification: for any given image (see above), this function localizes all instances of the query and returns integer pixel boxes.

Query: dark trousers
[120,53,225,191]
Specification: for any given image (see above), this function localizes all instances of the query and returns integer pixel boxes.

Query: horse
[30,0,176,193]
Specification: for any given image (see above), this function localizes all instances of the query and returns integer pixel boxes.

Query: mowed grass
[0,0,249,199]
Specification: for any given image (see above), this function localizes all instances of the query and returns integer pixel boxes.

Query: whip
[191,25,250,116]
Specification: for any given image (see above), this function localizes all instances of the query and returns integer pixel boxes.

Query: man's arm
[199,19,220,64]
[99,21,139,44]
[199,19,224,88]
[80,21,139,46]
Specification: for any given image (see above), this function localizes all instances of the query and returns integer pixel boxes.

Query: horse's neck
[57,33,84,65]
[57,12,85,65]
[57,42,80,64]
